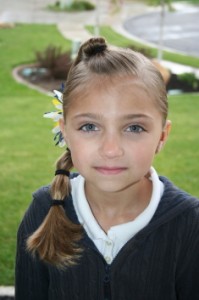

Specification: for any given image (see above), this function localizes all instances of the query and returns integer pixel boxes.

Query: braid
[27,149,83,268]
[51,149,72,200]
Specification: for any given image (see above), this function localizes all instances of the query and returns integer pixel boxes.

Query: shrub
[35,45,72,79]
[48,1,95,12]
[68,1,95,11]
[167,72,199,93]
[178,72,199,91]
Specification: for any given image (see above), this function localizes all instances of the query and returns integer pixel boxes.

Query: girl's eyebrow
[72,113,101,120]
[123,114,153,120]
[72,113,153,121]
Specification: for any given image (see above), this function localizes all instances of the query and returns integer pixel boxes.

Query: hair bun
[83,37,107,58]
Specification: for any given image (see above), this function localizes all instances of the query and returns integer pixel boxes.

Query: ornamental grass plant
[0,23,198,286]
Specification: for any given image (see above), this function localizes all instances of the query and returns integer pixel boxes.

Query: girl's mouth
[94,167,127,175]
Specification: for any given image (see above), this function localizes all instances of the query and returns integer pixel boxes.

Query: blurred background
[0,0,199,296]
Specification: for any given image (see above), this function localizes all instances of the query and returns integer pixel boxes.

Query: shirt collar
[71,167,164,244]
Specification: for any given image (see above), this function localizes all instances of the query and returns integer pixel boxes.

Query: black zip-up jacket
[15,176,199,300]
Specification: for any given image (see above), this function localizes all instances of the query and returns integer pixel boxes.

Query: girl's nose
[99,134,124,159]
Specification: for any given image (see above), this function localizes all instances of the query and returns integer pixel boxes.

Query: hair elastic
[51,200,65,207]
[55,169,70,176]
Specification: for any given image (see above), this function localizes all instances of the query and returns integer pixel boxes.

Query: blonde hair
[27,37,168,268]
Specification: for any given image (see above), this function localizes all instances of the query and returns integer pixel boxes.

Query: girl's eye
[79,123,98,132]
[126,125,145,133]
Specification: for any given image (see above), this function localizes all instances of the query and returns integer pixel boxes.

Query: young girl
[15,37,199,300]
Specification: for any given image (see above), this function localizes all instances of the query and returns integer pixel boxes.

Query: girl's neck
[85,177,152,232]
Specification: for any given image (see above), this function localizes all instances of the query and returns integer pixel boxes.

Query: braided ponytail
[27,149,82,268]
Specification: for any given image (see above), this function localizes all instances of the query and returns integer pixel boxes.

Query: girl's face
[60,77,171,195]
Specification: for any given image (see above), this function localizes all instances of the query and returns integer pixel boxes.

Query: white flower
[43,89,66,147]
[53,89,63,102]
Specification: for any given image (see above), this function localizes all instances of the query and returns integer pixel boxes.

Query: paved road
[124,4,199,57]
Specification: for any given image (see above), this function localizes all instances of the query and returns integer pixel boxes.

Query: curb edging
[0,287,14,299]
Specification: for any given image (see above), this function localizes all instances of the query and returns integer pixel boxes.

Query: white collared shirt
[71,167,164,264]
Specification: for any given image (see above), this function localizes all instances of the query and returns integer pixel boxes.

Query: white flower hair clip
[43,86,66,147]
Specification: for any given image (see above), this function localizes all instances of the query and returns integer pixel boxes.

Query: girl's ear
[156,120,172,153]
[59,118,68,144]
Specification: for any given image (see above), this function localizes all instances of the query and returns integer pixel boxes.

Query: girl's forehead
[66,75,158,116]
[70,75,152,102]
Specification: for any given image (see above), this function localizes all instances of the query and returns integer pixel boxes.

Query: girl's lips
[94,167,127,175]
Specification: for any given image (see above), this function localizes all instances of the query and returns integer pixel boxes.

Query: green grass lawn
[0,24,199,285]
[154,93,199,195]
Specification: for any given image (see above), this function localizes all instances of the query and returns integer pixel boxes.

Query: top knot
[88,44,107,56]
[75,37,107,64]
[84,37,107,57]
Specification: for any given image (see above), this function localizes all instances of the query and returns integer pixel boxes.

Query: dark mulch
[16,65,63,93]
